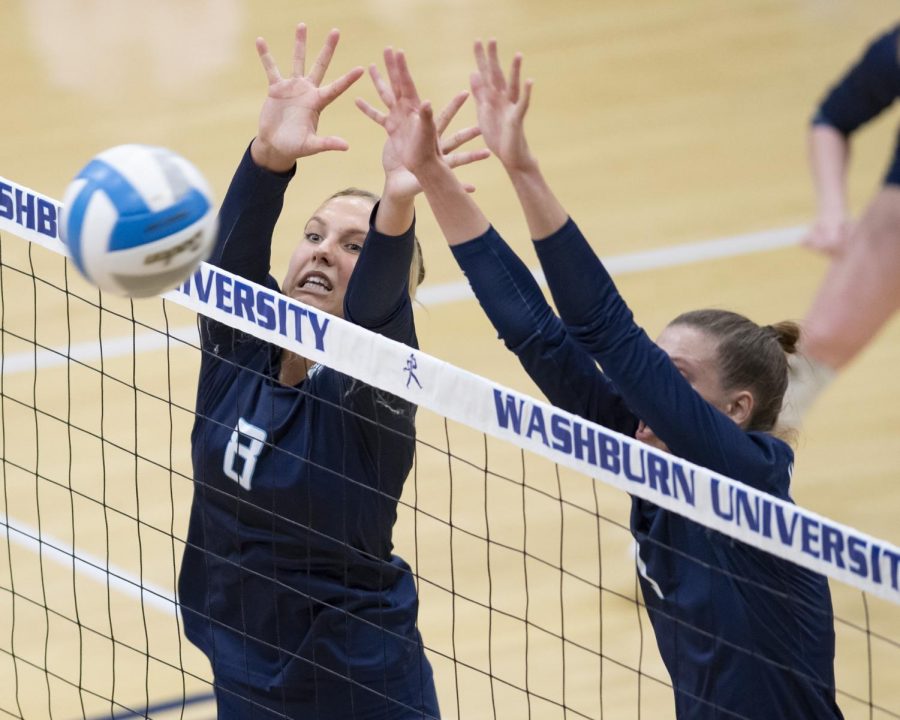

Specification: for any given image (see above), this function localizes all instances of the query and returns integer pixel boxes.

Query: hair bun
[766,321,801,355]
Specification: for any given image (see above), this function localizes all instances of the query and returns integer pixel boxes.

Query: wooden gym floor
[0,1,898,718]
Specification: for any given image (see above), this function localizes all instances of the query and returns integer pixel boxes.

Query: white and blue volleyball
[59,145,217,297]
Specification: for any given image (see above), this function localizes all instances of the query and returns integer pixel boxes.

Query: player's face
[635,323,733,453]
[283,195,374,318]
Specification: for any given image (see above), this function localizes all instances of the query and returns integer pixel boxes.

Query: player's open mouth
[298,271,333,293]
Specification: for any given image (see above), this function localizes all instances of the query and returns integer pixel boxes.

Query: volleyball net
[1,176,899,719]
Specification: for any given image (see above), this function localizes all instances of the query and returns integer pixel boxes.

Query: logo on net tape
[144,230,202,266]
[404,353,422,389]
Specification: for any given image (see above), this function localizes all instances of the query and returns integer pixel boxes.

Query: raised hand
[252,24,364,172]
[355,49,438,174]
[356,49,490,197]
[357,56,488,200]
[470,39,534,173]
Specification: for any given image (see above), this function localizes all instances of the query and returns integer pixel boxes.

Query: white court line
[1,512,177,616]
[2,324,200,375]
[1,223,806,376]
[418,223,805,304]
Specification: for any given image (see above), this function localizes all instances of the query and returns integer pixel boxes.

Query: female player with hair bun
[357,40,843,719]
[179,23,484,719]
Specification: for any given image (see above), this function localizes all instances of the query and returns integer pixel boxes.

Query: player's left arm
[214,24,363,282]
[208,147,291,285]
[451,224,638,432]
[343,208,418,345]
[202,24,362,354]
[534,221,787,492]
[348,54,488,343]
[804,25,900,253]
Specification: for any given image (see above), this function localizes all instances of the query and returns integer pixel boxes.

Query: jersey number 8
[223,418,267,490]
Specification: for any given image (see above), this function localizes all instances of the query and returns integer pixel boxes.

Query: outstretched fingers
[419,100,434,122]
[486,39,507,91]
[469,71,487,105]
[440,125,482,154]
[355,97,387,127]
[434,91,470,135]
[508,52,522,103]
[305,134,351,155]
[445,147,491,171]
[319,66,365,106]
[473,39,526,106]
[291,23,307,78]
[308,28,340,85]
[368,64,396,109]
[256,37,282,85]
[385,48,421,104]
[383,48,400,97]
[473,40,490,86]
[516,78,534,120]
[396,51,421,102]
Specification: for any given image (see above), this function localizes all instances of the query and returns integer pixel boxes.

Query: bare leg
[781,186,900,428]
[802,186,900,369]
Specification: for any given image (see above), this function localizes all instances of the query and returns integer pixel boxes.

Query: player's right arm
[206,148,292,287]
[533,222,791,494]
[469,40,787,491]
[363,48,635,429]
[804,25,900,254]
[216,24,362,278]
[451,225,638,432]
[201,24,362,354]
[804,124,851,254]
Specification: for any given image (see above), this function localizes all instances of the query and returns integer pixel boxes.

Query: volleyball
[59,144,217,297]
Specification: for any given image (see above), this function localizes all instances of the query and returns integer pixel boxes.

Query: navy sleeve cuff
[238,140,297,186]
[365,201,416,246]
[343,201,415,330]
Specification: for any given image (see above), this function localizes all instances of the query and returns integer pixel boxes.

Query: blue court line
[78,690,216,720]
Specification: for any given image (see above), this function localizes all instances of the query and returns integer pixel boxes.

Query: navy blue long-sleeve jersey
[814,24,900,185]
[451,222,842,719]
[178,147,438,719]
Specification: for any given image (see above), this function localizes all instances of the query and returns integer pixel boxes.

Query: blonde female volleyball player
[781,23,900,426]
[357,43,843,719]
[179,25,482,719]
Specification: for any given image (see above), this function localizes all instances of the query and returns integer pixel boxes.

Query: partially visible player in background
[356,42,845,719]
[180,23,483,719]
[782,23,900,427]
